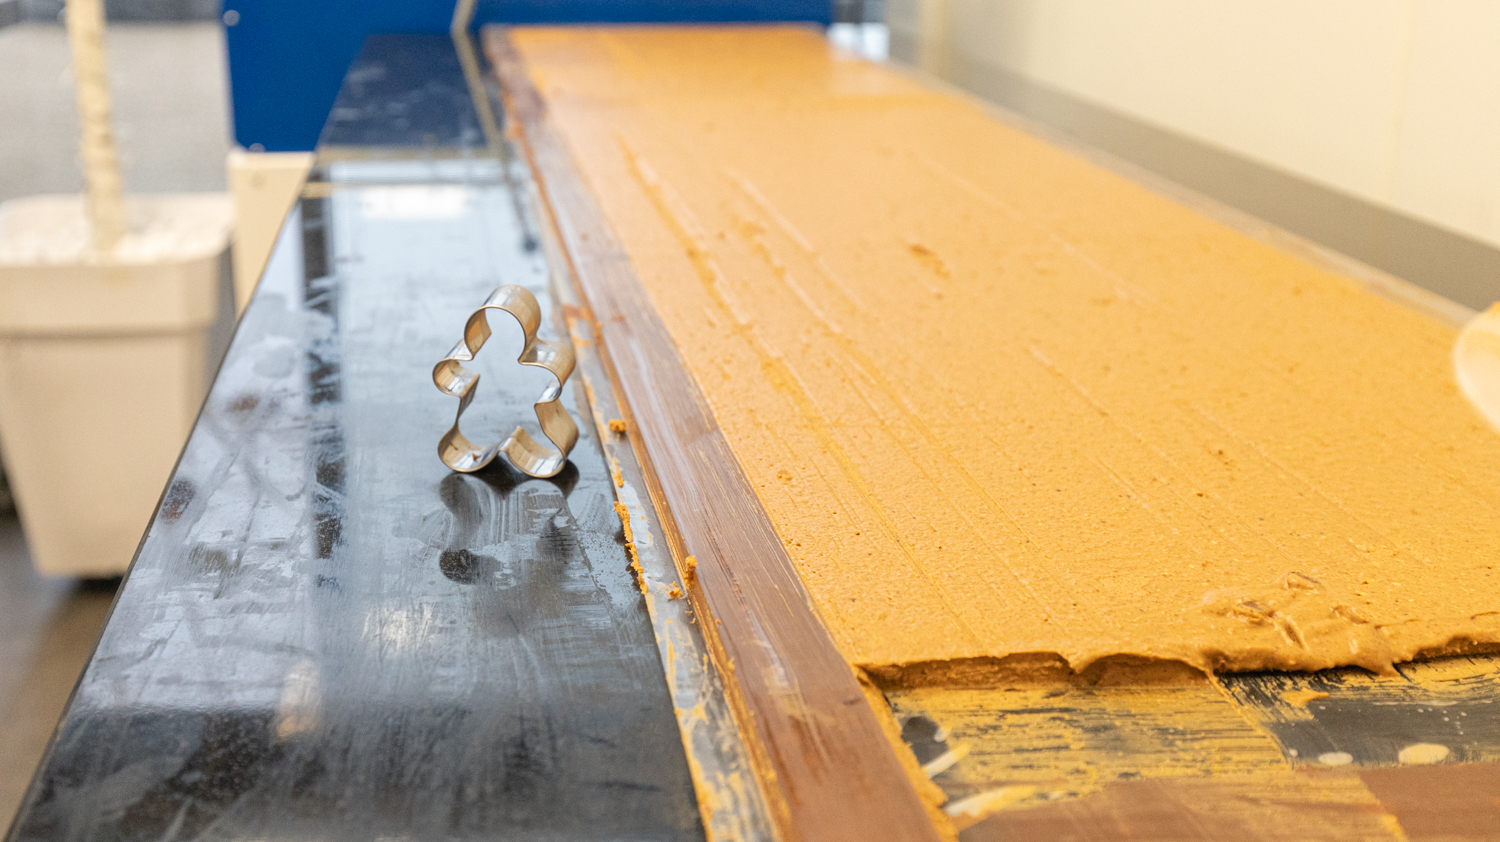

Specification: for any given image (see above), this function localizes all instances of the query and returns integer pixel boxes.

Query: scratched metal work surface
[6,35,703,842]
[321,33,488,151]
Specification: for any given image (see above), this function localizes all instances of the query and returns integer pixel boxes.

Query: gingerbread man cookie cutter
[433,284,579,478]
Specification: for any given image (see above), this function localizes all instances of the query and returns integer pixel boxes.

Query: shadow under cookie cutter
[433,284,579,478]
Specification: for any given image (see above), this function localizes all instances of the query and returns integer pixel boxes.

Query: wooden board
[485,24,1500,842]
[487,26,946,842]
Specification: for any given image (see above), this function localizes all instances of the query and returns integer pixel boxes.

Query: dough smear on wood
[513,26,1500,676]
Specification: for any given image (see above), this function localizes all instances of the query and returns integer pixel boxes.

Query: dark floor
[0,513,117,827]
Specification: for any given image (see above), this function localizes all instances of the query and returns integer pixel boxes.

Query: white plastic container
[0,193,232,576]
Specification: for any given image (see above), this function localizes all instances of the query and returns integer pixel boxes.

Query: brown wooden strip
[958,773,1405,842]
[485,26,945,842]
[1358,762,1500,841]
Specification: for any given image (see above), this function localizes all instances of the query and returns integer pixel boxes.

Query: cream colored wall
[227,150,313,313]
[888,0,1500,249]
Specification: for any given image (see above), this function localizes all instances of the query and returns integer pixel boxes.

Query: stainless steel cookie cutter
[433,284,578,478]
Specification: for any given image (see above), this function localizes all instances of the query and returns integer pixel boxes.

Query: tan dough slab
[512,26,1500,675]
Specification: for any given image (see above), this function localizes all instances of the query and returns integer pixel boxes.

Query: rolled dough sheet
[512,26,1500,675]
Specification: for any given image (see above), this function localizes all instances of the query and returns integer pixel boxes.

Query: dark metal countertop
[7,33,704,842]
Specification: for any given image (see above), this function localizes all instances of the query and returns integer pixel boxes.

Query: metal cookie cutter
[433,284,579,478]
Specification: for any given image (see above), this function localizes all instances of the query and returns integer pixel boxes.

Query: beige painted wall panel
[227,150,313,313]
[1390,1,1500,246]
[890,0,1500,249]
[933,0,1411,204]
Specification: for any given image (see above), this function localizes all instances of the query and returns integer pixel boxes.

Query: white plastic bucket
[0,193,232,576]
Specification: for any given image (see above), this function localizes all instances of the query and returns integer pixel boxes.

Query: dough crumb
[668,583,683,599]
[1398,743,1450,765]
[614,501,634,543]
[608,418,628,433]
[682,554,698,584]
[1280,689,1330,708]
[614,501,647,594]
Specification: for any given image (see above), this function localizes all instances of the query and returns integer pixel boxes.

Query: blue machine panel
[225,0,832,152]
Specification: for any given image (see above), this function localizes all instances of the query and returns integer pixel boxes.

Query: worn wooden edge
[484,26,948,842]
[464,34,772,839]
[543,213,780,841]
[1358,761,1500,840]
[953,762,1500,842]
